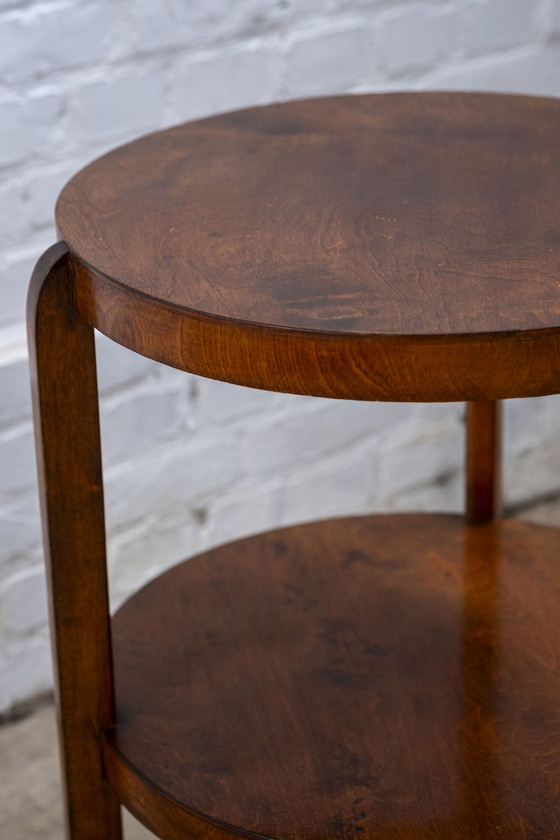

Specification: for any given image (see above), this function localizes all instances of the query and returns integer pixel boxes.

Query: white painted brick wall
[375,5,459,77]
[0,92,62,169]
[0,2,122,84]
[553,0,560,33]
[466,0,539,56]
[2,0,560,714]
[285,22,366,95]
[173,41,275,119]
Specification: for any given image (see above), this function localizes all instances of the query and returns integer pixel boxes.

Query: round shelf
[57,92,560,401]
[107,513,560,840]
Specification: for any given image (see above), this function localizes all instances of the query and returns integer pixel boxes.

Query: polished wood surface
[73,259,560,402]
[108,514,560,840]
[27,243,122,839]
[59,92,560,336]
[466,400,501,523]
[58,92,560,401]
[30,92,560,840]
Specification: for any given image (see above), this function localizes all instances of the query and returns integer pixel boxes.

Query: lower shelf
[106,513,560,840]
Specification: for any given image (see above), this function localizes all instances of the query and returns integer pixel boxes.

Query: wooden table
[29,92,560,839]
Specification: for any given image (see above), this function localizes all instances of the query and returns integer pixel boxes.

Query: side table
[29,92,560,839]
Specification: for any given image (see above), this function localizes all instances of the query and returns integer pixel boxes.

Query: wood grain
[72,256,560,402]
[466,400,502,523]
[58,93,560,337]
[27,243,122,840]
[108,514,560,840]
[56,92,560,400]
[30,92,560,840]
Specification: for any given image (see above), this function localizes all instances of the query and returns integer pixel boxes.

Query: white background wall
[2,0,560,715]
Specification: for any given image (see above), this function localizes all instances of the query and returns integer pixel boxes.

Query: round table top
[56,92,560,401]
[109,514,560,840]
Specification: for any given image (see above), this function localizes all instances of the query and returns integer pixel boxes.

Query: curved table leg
[28,243,122,839]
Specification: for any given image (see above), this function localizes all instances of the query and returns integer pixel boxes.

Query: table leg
[465,400,502,524]
[28,243,122,839]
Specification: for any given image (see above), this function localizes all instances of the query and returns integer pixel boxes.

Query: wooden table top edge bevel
[102,734,277,840]
[101,732,495,840]
[69,251,560,402]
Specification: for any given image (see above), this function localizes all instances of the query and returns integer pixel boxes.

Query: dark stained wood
[458,522,501,835]
[103,747,247,840]
[30,93,560,840]
[58,92,560,337]
[27,242,122,840]
[108,514,560,840]
[56,92,560,401]
[72,256,560,402]
[466,401,502,523]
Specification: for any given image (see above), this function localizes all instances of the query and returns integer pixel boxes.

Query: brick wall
[2,0,560,714]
